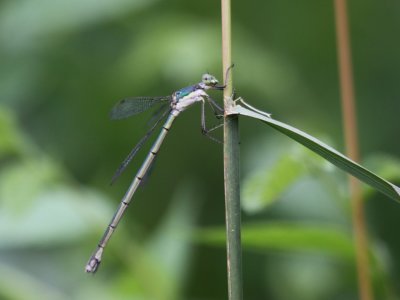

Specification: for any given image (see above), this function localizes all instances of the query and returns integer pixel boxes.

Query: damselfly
[85,68,231,273]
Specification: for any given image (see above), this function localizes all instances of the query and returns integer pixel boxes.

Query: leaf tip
[394,184,400,197]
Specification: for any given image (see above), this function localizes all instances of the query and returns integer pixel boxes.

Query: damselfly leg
[201,100,224,144]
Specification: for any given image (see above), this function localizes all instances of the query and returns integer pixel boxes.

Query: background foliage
[0,0,399,299]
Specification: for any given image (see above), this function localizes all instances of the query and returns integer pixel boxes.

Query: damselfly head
[202,73,218,86]
[201,73,224,90]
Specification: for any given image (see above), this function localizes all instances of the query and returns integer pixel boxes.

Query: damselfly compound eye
[202,74,210,82]
[202,74,218,86]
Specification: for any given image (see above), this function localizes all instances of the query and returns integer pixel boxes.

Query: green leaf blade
[228,104,400,202]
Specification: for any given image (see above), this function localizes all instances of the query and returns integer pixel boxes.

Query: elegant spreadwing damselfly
[85,67,232,273]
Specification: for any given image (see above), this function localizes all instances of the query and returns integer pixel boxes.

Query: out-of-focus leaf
[132,181,202,300]
[242,142,334,213]
[227,104,400,202]
[114,17,223,90]
[266,255,343,300]
[0,158,64,210]
[196,222,354,260]
[0,186,112,248]
[0,262,69,300]
[364,154,400,185]
[0,160,113,249]
[0,106,30,158]
[362,155,400,200]
[0,0,157,52]
[242,153,305,212]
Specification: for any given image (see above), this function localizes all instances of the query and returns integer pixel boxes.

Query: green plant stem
[334,1,373,299]
[221,0,243,299]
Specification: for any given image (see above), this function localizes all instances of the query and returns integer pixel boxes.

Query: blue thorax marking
[174,84,200,101]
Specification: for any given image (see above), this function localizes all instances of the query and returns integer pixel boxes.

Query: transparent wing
[110,96,172,120]
[110,108,171,184]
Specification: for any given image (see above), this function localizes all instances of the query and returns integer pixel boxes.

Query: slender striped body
[86,72,226,273]
[86,111,181,273]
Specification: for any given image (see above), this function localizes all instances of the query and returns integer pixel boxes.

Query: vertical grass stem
[221,0,243,299]
[334,1,373,299]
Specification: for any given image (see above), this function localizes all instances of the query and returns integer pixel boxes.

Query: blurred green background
[1,0,399,299]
